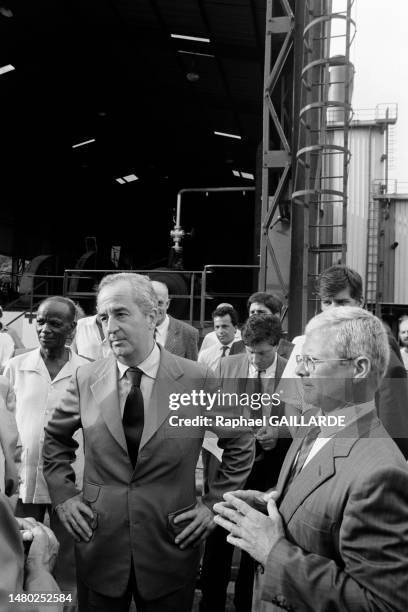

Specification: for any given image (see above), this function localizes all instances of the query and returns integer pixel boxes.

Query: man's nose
[106,316,119,333]
[295,362,309,377]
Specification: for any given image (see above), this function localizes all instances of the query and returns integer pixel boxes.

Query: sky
[351,0,408,186]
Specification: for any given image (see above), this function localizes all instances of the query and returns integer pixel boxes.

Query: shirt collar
[117,342,160,380]
[156,314,170,333]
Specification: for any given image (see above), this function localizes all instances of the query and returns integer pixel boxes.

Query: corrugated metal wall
[394,199,408,303]
[329,124,385,283]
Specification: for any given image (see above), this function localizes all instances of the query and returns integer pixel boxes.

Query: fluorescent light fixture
[177,50,215,58]
[116,178,126,184]
[171,33,210,43]
[214,131,242,140]
[72,138,95,149]
[232,170,240,177]
[241,172,254,180]
[123,174,138,182]
[0,64,15,76]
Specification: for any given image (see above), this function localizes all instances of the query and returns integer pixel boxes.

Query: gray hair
[98,273,158,315]
[305,306,390,379]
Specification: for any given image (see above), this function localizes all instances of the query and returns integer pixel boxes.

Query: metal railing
[4,265,260,333]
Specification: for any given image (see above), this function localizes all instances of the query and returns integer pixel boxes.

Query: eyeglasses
[296,354,355,373]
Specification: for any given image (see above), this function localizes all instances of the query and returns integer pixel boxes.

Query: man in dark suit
[151,280,199,360]
[43,273,254,612]
[214,306,408,612]
[200,314,291,612]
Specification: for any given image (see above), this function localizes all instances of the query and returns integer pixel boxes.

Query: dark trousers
[200,439,292,612]
[77,561,196,612]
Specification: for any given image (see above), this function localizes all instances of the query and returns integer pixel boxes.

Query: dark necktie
[282,425,321,497]
[221,345,229,358]
[123,367,144,467]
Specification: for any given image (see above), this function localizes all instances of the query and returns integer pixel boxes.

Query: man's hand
[224,489,278,513]
[56,493,95,542]
[255,426,278,451]
[173,498,216,549]
[25,523,60,574]
[213,492,284,566]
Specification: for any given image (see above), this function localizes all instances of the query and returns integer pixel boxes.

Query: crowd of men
[0,264,407,611]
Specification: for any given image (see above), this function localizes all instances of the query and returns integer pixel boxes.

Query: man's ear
[148,308,158,329]
[353,355,370,379]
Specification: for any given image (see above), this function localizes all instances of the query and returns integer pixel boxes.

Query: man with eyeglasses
[214,306,408,612]
[281,264,408,457]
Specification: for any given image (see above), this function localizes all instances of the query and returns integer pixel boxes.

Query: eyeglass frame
[295,354,356,373]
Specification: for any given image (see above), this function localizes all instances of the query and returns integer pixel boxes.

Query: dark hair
[317,265,363,302]
[242,314,282,347]
[212,306,239,327]
[38,296,77,322]
[247,292,282,315]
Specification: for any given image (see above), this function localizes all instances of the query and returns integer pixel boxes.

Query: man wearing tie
[198,305,245,371]
[200,314,290,612]
[214,307,408,612]
[43,273,254,612]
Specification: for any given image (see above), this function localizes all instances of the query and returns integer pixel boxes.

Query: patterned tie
[221,345,229,358]
[281,425,321,497]
[123,367,144,467]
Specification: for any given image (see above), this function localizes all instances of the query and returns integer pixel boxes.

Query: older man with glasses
[214,306,408,612]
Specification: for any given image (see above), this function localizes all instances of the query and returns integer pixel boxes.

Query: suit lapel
[90,357,127,453]
[139,348,184,451]
[277,408,380,524]
[278,441,336,524]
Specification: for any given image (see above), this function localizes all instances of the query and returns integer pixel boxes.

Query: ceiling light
[232,170,240,177]
[0,64,15,76]
[116,178,126,184]
[123,174,138,182]
[72,138,95,149]
[214,131,242,140]
[241,172,254,180]
[171,34,210,43]
[177,50,215,58]
[0,6,13,18]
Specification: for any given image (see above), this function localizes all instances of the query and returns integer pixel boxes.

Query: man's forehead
[214,315,232,325]
[38,301,70,319]
[304,329,336,355]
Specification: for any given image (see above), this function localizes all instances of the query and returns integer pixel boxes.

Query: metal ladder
[291,0,355,323]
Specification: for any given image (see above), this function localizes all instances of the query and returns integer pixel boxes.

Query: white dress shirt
[74,315,110,361]
[155,315,170,348]
[4,347,88,503]
[116,343,161,417]
[198,340,235,371]
[0,332,14,371]
[401,348,408,373]
[200,328,242,352]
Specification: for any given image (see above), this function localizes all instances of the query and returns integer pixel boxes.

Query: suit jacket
[164,315,199,360]
[375,333,408,458]
[43,347,254,599]
[260,406,408,612]
[218,354,290,489]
